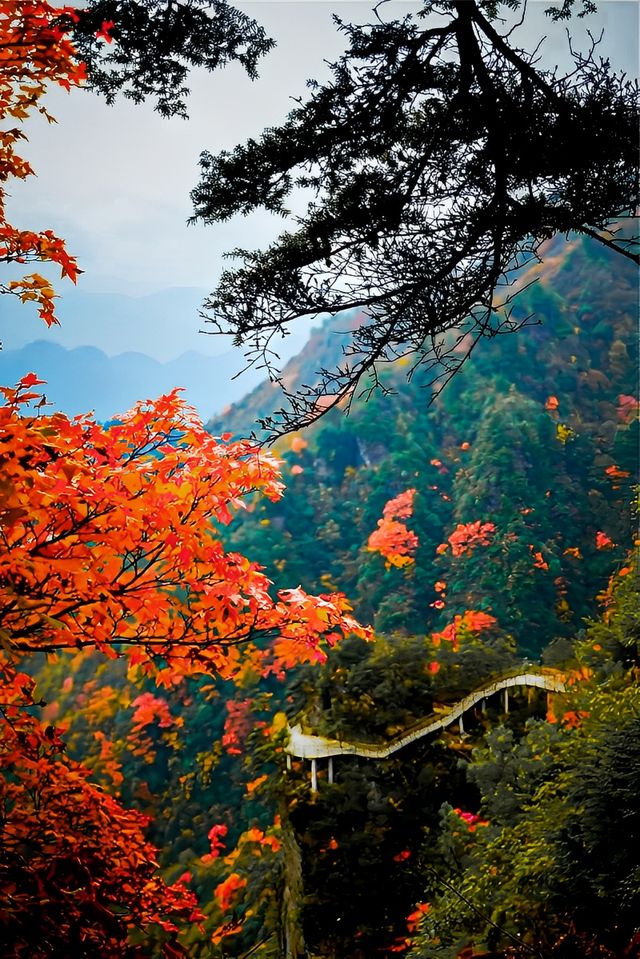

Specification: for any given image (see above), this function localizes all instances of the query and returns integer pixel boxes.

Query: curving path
[286,670,566,763]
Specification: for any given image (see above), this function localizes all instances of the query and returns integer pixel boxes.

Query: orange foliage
[243,826,281,853]
[368,519,419,568]
[530,547,549,570]
[563,546,583,559]
[383,488,416,519]
[389,939,411,954]
[463,610,497,632]
[222,699,252,755]
[432,610,497,651]
[214,873,247,912]
[406,902,430,932]
[443,521,496,557]
[452,807,489,832]
[0,381,368,953]
[95,19,114,42]
[0,661,203,955]
[319,835,339,853]
[605,463,631,484]
[92,729,124,787]
[596,530,615,550]
[616,393,639,423]
[0,382,366,676]
[245,773,268,795]
[566,665,593,685]
[127,690,182,762]
[389,902,431,953]
[130,692,175,732]
[393,849,412,862]
[201,823,228,864]
[561,710,590,729]
[368,488,419,567]
[0,1,84,326]
[211,920,243,945]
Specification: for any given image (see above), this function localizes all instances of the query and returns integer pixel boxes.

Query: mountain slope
[213,233,638,655]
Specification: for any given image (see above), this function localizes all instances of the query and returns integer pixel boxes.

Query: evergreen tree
[191,1,638,432]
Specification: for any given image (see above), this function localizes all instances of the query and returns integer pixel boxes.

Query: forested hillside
[23,232,637,959]
[212,233,637,656]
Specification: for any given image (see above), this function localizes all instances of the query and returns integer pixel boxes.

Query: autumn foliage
[0,1,84,326]
[438,521,496,558]
[0,380,364,676]
[431,609,497,651]
[0,661,202,957]
[0,380,367,953]
[367,488,418,568]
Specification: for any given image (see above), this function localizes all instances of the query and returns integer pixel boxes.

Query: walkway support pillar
[503,688,509,714]
[328,756,334,784]
[311,758,318,793]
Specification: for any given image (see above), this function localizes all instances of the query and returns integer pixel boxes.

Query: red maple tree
[1,1,84,326]
[367,488,419,568]
[0,381,367,954]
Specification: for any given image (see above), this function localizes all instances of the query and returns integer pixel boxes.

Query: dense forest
[212,232,637,654]
[22,231,639,958]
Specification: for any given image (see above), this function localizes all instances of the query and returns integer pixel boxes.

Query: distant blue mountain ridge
[0,286,217,362]
[0,283,316,422]
[0,340,266,423]
[1,284,314,362]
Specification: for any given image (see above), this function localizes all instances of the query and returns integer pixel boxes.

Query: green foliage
[217,234,638,657]
[410,557,640,958]
[288,735,473,957]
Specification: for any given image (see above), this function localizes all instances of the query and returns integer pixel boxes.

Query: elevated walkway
[285,669,566,789]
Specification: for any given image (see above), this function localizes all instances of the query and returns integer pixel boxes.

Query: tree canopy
[59,0,274,118]
[188,0,639,434]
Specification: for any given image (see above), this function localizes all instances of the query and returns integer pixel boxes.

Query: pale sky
[3,1,638,359]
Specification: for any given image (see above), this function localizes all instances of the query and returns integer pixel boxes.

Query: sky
[2,1,638,369]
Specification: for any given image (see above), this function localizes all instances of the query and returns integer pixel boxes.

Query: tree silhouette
[188,0,638,434]
[60,0,274,117]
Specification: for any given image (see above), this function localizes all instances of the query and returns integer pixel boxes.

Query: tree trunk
[279,803,306,958]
